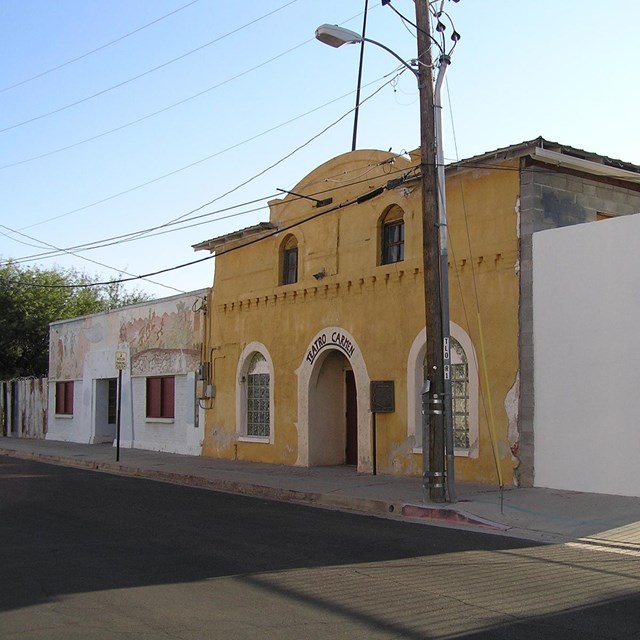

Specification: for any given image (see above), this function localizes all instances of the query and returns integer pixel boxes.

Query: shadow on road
[2,457,640,638]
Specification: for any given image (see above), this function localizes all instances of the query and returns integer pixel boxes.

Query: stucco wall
[533,213,640,496]
[203,150,521,484]
[47,290,207,455]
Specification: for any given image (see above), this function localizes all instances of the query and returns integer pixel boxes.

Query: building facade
[47,290,208,456]
[195,139,640,488]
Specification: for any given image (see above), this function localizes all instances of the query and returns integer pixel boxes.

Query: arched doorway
[307,351,357,466]
[296,327,371,471]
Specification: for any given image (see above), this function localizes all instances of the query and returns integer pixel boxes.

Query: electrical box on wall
[197,362,211,382]
[196,381,216,400]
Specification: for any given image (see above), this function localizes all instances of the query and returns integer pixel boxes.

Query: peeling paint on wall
[207,424,237,455]
[131,348,200,376]
[505,370,520,480]
[390,437,420,475]
[119,302,199,357]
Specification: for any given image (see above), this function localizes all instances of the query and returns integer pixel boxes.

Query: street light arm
[362,37,419,78]
[315,24,418,78]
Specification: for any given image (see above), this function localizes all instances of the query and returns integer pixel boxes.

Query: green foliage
[0,262,152,379]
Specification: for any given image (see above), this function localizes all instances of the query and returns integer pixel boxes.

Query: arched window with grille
[236,343,274,443]
[422,338,470,450]
[246,353,270,437]
[408,323,478,457]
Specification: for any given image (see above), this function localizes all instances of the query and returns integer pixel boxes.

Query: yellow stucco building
[194,138,640,487]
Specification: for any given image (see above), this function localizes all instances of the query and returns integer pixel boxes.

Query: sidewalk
[2,436,640,550]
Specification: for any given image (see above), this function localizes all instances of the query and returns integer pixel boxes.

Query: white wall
[533,213,640,496]
[47,290,207,456]
[131,372,202,456]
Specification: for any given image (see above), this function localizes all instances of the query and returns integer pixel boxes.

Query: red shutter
[56,382,65,414]
[161,377,175,418]
[146,377,161,418]
[56,381,74,415]
[65,381,74,415]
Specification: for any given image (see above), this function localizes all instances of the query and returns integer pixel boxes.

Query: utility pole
[416,0,446,503]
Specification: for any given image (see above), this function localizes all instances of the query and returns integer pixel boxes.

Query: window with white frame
[247,353,270,437]
[146,375,175,419]
[237,344,274,442]
[55,381,74,415]
[380,205,405,265]
[423,338,470,449]
[408,323,478,457]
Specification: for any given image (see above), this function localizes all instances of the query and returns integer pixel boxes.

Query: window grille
[423,337,469,449]
[247,353,270,437]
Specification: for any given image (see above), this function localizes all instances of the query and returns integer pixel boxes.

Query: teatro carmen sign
[305,330,357,364]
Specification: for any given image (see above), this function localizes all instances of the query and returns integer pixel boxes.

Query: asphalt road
[1,455,640,639]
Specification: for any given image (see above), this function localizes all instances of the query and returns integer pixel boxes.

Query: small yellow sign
[115,351,128,370]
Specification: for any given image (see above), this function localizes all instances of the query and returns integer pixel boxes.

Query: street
[1,455,639,639]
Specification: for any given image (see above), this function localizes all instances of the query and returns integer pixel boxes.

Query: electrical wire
[0,0,201,94]
[4,160,553,269]
[6,166,416,290]
[6,162,416,265]
[383,1,444,54]
[0,38,311,172]
[0,1,301,135]
[19,71,401,231]
[1,6,373,173]
[0,223,185,294]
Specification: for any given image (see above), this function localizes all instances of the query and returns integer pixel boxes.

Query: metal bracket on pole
[423,394,446,491]
[423,470,446,491]
[426,393,444,416]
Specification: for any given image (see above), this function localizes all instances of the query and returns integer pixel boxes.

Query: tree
[0,262,152,379]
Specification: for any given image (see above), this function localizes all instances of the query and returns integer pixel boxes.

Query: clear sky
[1,0,638,299]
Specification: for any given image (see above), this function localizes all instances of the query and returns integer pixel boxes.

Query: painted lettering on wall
[306,331,356,364]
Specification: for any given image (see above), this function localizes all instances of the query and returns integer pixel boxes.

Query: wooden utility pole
[416,0,446,503]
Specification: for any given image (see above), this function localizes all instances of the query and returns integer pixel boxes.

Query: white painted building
[533,213,640,497]
[47,290,208,456]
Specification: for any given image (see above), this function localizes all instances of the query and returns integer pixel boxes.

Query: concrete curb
[401,503,510,531]
[1,447,401,519]
[0,448,520,533]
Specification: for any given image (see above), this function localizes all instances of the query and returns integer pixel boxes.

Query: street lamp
[316,12,455,503]
[315,24,419,78]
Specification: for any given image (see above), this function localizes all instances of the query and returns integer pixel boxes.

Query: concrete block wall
[517,164,640,486]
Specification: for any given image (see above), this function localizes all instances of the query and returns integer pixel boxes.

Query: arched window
[247,353,270,437]
[407,323,478,457]
[236,343,274,442]
[423,338,469,449]
[280,235,298,285]
[380,205,404,265]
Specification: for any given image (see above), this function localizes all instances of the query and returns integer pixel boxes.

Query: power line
[0,38,311,172]
[7,167,417,290]
[0,223,185,294]
[0,0,300,135]
[0,0,201,94]
[1,5,373,173]
[6,161,415,265]
[20,72,401,231]
[4,158,547,268]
